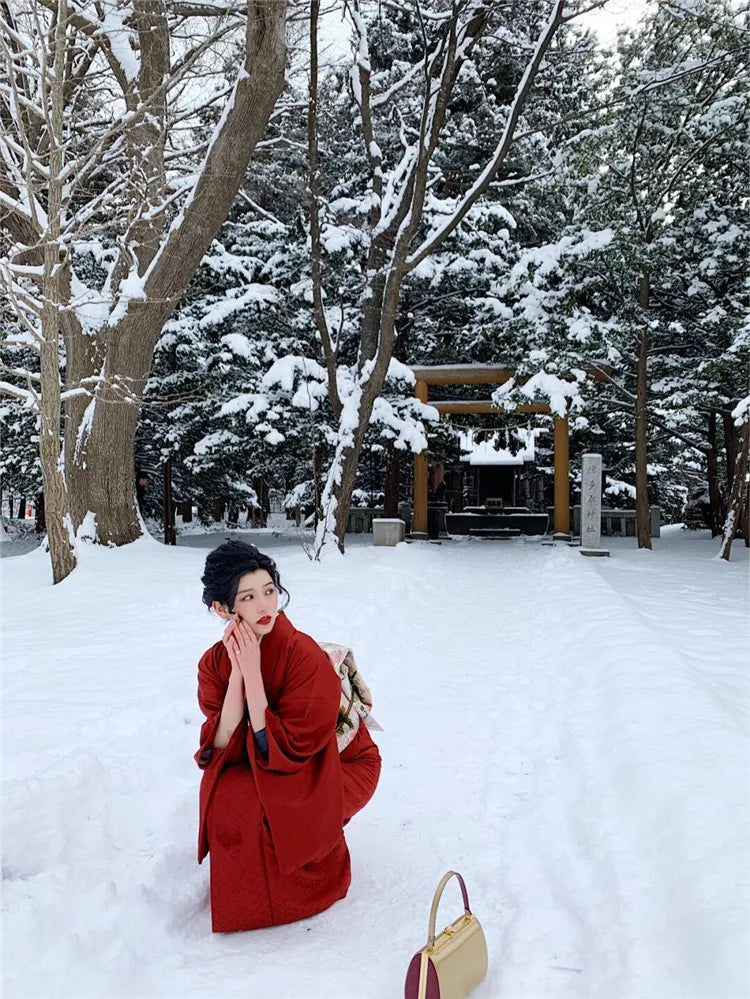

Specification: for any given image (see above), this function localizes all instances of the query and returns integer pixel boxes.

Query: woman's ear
[211,601,232,620]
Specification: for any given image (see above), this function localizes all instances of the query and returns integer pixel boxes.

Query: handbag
[404,871,488,999]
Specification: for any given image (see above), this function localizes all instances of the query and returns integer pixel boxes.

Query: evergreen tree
[489,0,749,536]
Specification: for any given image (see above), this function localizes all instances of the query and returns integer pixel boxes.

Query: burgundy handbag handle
[426,871,472,946]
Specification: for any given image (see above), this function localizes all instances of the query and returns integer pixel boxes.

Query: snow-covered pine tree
[135,82,337,528]
[392,13,609,495]
[299,0,612,554]
[0,307,41,517]
[490,0,749,544]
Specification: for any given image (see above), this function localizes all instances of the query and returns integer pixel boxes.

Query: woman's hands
[223,615,261,681]
[222,614,269,735]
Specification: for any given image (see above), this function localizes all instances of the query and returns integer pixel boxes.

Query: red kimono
[195,611,381,932]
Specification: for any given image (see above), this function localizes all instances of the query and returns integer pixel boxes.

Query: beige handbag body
[404,871,488,999]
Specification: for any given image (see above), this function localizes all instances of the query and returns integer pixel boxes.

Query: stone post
[580,453,609,557]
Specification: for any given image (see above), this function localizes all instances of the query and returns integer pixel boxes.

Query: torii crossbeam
[409,364,608,538]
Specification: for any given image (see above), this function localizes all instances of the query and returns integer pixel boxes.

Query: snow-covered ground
[2,528,748,998]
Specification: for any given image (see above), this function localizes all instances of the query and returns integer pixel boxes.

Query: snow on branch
[732,395,750,427]
[137,64,251,290]
[405,0,567,271]
[198,283,278,327]
[167,0,246,14]
[493,370,585,418]
[66,0,140,84]
[0,380,38,407]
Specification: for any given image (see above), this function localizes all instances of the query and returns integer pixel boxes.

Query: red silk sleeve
[195,645,244,771]
[249,634,345,874]
[253,636,341,772]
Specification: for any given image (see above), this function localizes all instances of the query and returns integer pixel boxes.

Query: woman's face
[215,569,280,638]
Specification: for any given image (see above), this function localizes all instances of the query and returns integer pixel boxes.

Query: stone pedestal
[580,453,609,557]
[373,518,406,546]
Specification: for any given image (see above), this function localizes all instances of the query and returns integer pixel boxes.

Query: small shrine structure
[410,363,608,537]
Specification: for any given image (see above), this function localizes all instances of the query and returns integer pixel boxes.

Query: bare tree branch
[308,0,342,416]
[405,0,567,271]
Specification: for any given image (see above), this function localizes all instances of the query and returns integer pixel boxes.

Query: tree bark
[66,0,288,545]
[332,421,372,548]
[719,420,749,561]
[35,491,46,534]
[635,269,652,550]
[39,0,77,583]
[163,458,176,545]
[327,262,407,550]
[706,411,722,537]
[312,446,324,526]
[251,477,267,527]
[722,408,737,490]
[307,0,341,417]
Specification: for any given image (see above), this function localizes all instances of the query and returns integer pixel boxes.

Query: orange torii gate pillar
[413,380,430,539]
[410,365,572,538]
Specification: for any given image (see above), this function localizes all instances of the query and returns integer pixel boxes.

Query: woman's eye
[242,595,253,601]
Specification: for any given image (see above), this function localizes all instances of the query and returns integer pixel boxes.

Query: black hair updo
[201,539,290,613]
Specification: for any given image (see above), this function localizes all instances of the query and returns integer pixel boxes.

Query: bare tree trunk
[707,411,723,537]
[251,477,267,527]
[634,269,652,549]
[719,421,749,561]
[66,0,288,545]
[67,361,146,543]
[324,266,407,551]
[163,458,176,545]
[312,446,324,526]
[310,1,572,556]
[35,491,46,534]
[307,0,341,417]
[722,408,737,490]
[332,422,372,548]
[39,0,77,583]
[18,496,26,519]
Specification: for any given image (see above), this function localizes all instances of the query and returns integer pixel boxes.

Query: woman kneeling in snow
[195,540,381,932]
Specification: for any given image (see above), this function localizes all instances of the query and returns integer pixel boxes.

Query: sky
[578,0,651,43]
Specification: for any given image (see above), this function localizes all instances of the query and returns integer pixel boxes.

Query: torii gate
[409,364,606,538]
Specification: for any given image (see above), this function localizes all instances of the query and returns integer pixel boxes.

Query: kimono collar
[260,609,294,664]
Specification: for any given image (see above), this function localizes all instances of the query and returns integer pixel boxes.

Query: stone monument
[580,453,609,557]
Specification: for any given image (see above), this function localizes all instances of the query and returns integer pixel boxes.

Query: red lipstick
[257,615,272,626]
